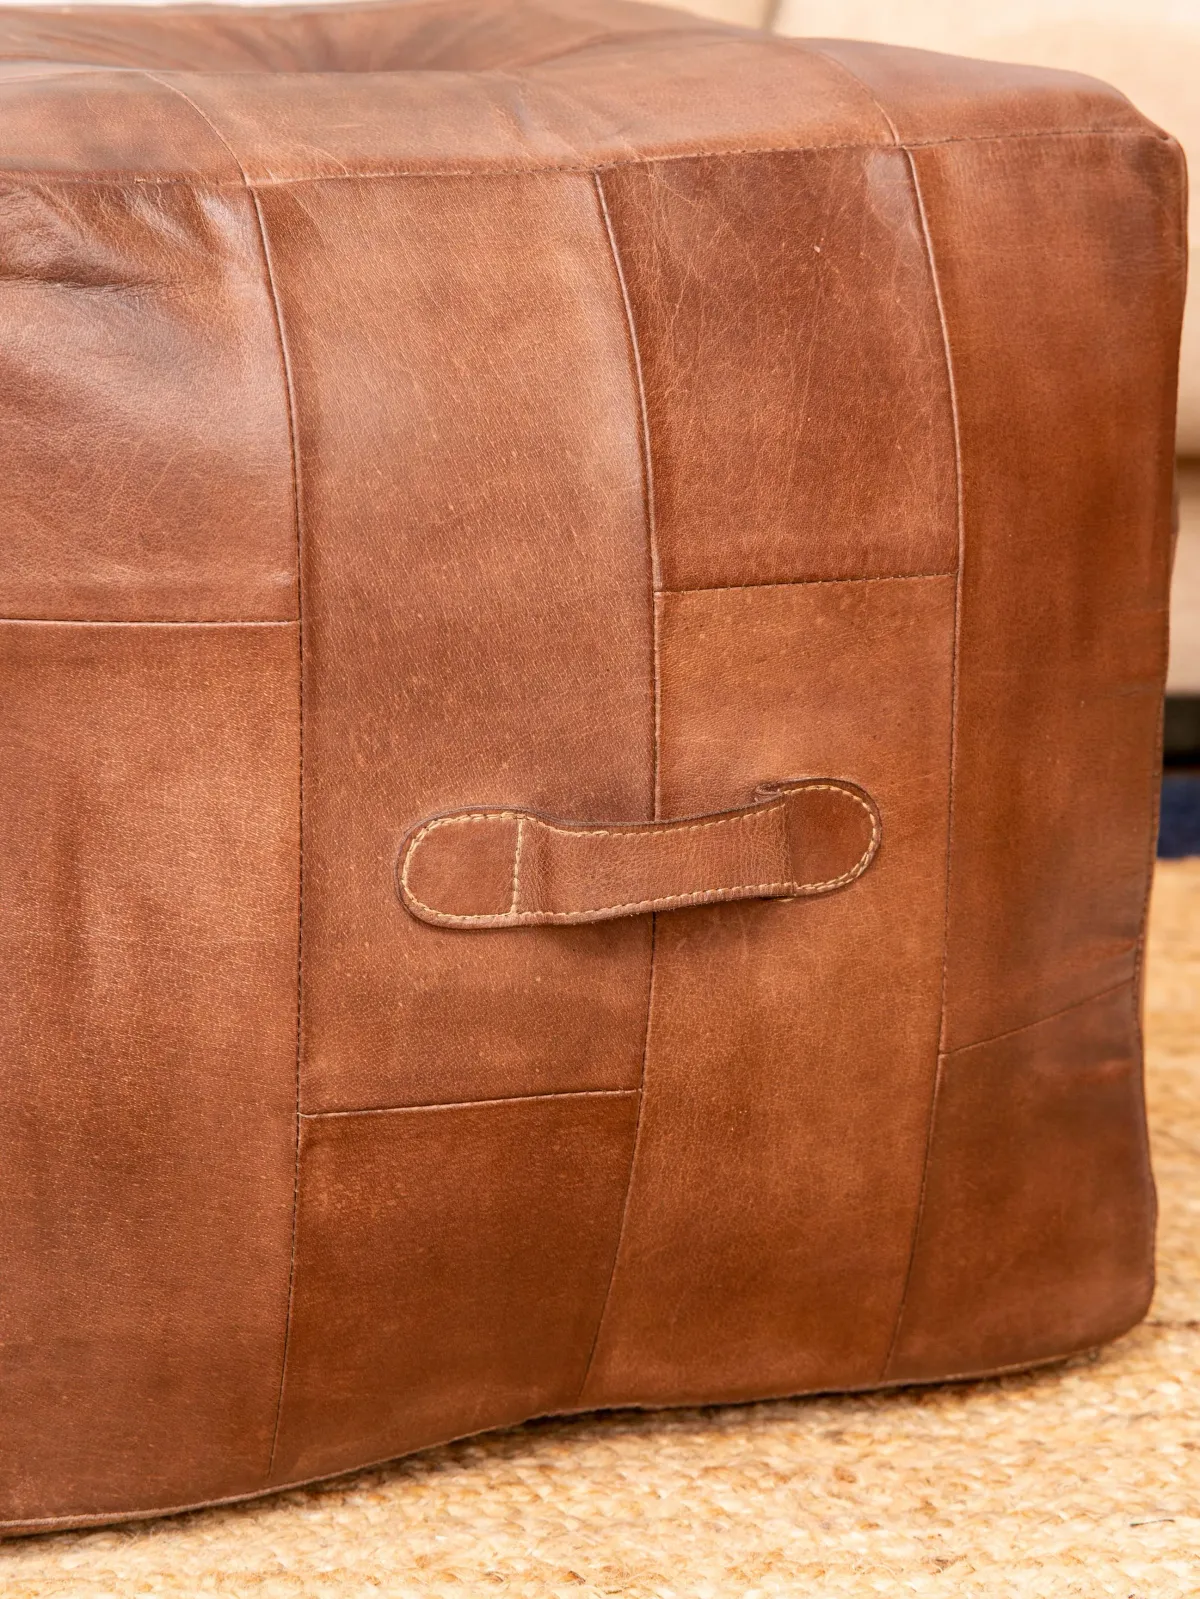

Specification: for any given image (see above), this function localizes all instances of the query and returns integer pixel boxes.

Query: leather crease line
[303,1088,639,1120]
[784,52,959,1382]
[660,570,956,595]
[255,183,306,1485]
[592,167,662,788]
[805,47,902,144]
[881,146,966,1384]
[575,171,659,1405]
[945,977,1135,1059]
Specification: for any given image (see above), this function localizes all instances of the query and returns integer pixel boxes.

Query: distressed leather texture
[0,0,1185,1532]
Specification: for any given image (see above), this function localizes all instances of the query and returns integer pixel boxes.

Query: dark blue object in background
[1159,775,1200,858]
[1159,699,1200,858]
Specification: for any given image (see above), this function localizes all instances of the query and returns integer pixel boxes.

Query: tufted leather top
[0,0,721,71]
[0,0,1163,184]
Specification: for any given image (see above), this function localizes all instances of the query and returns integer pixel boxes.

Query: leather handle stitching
[405,799,791,847]
[509,814,525,917]
[399,783,880,926]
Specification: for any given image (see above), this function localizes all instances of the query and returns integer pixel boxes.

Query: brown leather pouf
[0,0,1185,1533]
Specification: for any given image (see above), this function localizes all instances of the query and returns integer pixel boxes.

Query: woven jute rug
[6,864,1200,1598]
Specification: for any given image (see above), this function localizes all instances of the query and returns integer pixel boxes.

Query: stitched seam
[408,864,872,923]
[0,617,299,626]
[407,801,786,847]
[400,784,878,920]
[881,140,966,1384]
[510,815,525,916]
[403,782,864,847]
[0,127,1162,189]
[239,127,1183,179]
[231,156,306,1487]
[136,71,308,1482]
[401,787,880,923]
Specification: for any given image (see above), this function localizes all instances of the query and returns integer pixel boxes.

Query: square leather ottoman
[0,0,1185,1531]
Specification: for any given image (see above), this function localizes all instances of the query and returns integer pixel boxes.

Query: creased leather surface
[0,0,1183,1532]
[888,984,1156,1381]
[597,148,958,589]
[0,180,297,620]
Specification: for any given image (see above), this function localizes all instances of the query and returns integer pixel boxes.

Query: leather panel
[0,179,297,621]
[271,1092,639,1484]
[253,171,656,1112]
[809,38,1154,144]
[599,148,958,589]
[0,620,299,1521]
[579,576,955,1406]
[909,132,1185,1051]
[888,983,1154,1381]
[0,67,243,179]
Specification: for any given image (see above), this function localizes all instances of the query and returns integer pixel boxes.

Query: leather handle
[397,779,881,929]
